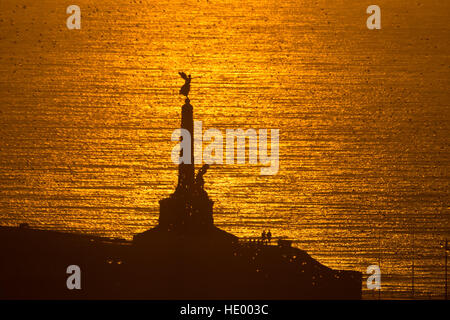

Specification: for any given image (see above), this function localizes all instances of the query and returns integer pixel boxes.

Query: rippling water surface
[0,0,449,299]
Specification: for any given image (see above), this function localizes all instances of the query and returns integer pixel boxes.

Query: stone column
[177,98,195,194]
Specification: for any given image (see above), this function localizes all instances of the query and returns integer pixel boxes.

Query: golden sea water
[0,0,449,299]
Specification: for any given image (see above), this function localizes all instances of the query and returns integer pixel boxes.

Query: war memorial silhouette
[0,75,361,299]
[134,73,237,248]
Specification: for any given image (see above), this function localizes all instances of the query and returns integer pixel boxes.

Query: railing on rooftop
[238,236,293,247]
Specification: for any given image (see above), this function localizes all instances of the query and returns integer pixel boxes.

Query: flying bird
[178,72,191,97]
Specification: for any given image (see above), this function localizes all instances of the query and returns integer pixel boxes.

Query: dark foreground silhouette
[0,225,361,299]
[0,75,361,299]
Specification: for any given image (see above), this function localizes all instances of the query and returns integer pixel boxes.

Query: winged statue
[178,72,192,97]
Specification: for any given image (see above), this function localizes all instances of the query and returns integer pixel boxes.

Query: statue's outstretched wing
[178,72,188,80]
